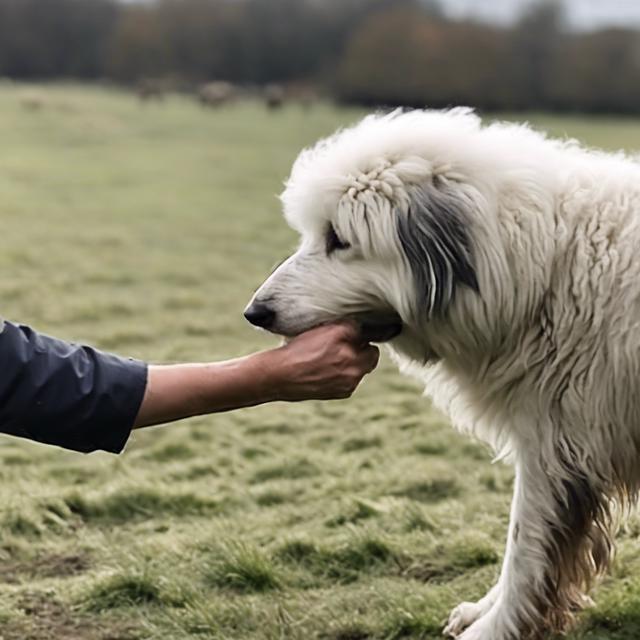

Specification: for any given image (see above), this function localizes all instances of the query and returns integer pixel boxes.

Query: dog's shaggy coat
[246,109,640,639]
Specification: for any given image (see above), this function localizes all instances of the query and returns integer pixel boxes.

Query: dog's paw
[455,609,515,640]
[444,602,486,637]
[455,616,496,640]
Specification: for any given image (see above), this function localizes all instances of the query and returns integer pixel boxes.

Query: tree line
[0,0,639,113]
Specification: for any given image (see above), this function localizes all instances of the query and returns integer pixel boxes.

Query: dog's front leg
[444,462,525,638]
[450,449,606,640]
[452,456,549,639]
[456,457,546,639]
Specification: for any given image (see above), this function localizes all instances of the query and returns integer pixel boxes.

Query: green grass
[83,572,168,612]
[63,487,221,523]
[204,543,282,593]
[1,83,640,638]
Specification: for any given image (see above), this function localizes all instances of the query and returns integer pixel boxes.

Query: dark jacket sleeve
[0,321,148,453]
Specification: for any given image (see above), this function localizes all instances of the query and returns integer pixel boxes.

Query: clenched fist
[265,323,380,401]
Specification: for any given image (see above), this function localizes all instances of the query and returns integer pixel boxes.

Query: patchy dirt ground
[0,553,90,585]
[1,592,138,640]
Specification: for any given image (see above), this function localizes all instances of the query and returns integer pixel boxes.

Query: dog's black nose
[244,303,276,329]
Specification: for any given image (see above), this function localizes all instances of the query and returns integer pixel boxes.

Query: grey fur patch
[396,182,479,316]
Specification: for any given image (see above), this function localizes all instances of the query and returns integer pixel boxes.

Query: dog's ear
[397,180,479,316]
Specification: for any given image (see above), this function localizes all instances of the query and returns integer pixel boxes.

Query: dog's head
[245,108,524,361]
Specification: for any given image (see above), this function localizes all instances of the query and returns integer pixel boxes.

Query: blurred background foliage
[0,0,639,113]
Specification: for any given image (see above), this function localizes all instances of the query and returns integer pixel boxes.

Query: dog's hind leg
[450,449,611,640]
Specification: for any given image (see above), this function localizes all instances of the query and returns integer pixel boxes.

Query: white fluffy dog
[244,108,640,639]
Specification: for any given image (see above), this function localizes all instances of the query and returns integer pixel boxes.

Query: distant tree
[550,28,640,113]
[505,0,566,109]
[0,0,639,113]
[419,0,444,19]
[108,0,377,84]
[336,6,507,109]
[107,4,174,83]
[0,0,118,79]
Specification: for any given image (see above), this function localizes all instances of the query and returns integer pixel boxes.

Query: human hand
[259,322,380,402]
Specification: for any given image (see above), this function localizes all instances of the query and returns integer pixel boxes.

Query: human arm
[0,320,378,453]
[133,323,379,428]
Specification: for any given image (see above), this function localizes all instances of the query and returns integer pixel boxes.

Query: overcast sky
[440,0,640,30]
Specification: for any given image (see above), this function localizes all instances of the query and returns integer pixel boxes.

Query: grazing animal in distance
[198,81,235,108]
[264,83,285,110]
[136,78,167,103]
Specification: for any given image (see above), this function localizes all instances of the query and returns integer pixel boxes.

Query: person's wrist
[248,348,287,404]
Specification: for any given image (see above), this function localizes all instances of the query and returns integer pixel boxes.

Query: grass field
[1,84,640,640]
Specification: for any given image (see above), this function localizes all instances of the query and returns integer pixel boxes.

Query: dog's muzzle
[244,302,276,329]
[243,302,403,343]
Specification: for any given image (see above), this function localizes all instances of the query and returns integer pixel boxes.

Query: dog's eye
[326,224,351,255]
